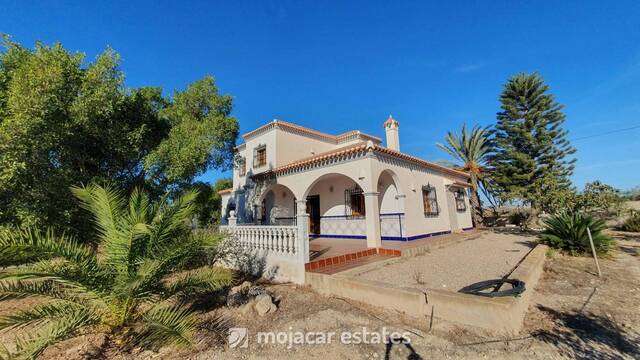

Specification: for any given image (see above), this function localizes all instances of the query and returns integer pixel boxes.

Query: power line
[572,124,640,141]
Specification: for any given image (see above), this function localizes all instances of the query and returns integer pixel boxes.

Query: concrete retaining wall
[306,244,548,333]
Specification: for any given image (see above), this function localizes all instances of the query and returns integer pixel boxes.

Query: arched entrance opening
[303,173,365,237]
[257,184,297,225]
[302,173,369,261]
[377,169,405,240]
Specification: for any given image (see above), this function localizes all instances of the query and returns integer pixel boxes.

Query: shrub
[621,211,640,232]
[574,181,623,217]
[509,210,531,229]
[0,185,233,359]
[540,211,613,255]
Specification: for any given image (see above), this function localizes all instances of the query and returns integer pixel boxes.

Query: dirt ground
[350,231,535,291]
[10,230,640,359]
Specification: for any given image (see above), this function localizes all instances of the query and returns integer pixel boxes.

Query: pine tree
[490,73,576,213]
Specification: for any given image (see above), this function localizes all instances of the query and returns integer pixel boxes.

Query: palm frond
[437,123,492,172]
[0,279,104,308]
[0,301,90,331]
[72,184,148,275]
[10,307,98,359]
[0,280,69,302]
[146,191,197,256]
[163,267,233,299]
[71,184,125,246]
[133,304,199,349]
[0,228,94,268]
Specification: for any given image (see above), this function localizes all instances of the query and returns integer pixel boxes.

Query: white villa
[219,116,473,283]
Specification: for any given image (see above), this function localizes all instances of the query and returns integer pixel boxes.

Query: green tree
[0,184,233,359]
[575,181,623,217]
[187,178,233,228]
[144,76,238,187]
[490,73,576,214]
[437,124,492,225]
[0,37,238,236]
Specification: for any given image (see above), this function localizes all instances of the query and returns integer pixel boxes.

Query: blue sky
[2,1,639,190]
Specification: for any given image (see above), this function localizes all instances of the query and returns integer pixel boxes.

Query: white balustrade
[219,224,299,256]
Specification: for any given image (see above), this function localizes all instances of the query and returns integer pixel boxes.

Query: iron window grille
[455,189,467,212]
[422,184,439,216]
[345,185,366,218]
[253,145,267,168]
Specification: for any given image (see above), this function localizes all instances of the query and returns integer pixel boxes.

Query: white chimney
[384,115,400,151]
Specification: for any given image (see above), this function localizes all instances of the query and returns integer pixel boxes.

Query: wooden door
[306,195,320,235]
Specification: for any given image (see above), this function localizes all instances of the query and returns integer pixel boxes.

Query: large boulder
[254,293,277,316]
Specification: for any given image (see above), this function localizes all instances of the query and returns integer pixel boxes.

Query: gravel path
[351,231,536,291]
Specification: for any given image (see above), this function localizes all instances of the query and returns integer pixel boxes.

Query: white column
[227,210,237,227]
[295,200,310,263]
[364,192,382,248]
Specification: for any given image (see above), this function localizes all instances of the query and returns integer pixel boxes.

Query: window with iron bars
[253,145,267,168]
[345,185,365,217]
[422,185,439,216]
[455,189,467,212]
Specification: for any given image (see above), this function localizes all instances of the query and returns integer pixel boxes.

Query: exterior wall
[371,156,461,239]
[454,189,474,230]
[275,130,336,167]
[219,193,232,225]
[234,125,381,189]
[234,129,277,189]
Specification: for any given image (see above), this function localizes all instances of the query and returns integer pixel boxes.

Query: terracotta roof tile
[217,188,233,195]
[260,142,470,178]
[449,181,473,188]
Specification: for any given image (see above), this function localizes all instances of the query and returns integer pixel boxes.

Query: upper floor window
[422,185,439,216]
[254,145,267,168]
[454,189,467,212]
[345,185,365,217]
[236,157,246,177]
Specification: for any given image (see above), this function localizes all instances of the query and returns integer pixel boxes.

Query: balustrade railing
[219,225,299,256]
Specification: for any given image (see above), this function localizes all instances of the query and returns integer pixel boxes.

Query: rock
[238,300,255,316]
[227,281,254,306]
[247,285,266,297]
[227,292,247,307]
[254,293,277,316]
[230,281,252,295]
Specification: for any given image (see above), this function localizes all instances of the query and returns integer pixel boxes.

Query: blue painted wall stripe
[309,229,464,242]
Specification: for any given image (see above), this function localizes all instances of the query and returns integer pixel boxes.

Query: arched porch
[377,169,406,240]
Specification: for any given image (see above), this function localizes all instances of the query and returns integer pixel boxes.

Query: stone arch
[376,169,404,214]
[301,172,363,200]
[298,172,368,237]
[256,183,297,225]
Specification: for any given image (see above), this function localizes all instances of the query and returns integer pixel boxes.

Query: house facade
[219,116,473,259]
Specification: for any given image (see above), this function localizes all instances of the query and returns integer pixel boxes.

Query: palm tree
[437,124,493,226]
[0,184,233,359]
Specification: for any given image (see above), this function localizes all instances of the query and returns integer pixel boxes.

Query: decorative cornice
[240,119,382,144]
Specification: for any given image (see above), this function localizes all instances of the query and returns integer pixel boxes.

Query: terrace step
[305,248,400,274]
